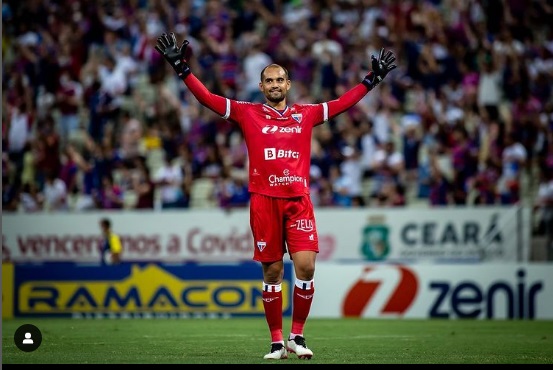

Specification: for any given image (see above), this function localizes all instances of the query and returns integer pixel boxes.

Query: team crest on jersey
[257,241,267,252]
[291,114,303,123]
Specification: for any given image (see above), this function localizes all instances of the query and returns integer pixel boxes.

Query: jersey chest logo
[291,113,303,123]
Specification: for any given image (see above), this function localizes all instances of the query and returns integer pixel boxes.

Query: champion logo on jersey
[291,113,303,123]
[257,241,267,252]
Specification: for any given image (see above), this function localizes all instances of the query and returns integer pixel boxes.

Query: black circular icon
[14,324,42,352]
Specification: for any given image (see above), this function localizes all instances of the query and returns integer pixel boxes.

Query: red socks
[263,279,315,342]
[262,283,283,343]
[291,278,314,336]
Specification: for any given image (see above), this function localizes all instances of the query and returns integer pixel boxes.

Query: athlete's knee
[291,251,316,280]
[262,260,284,284]
[294,263,315,281]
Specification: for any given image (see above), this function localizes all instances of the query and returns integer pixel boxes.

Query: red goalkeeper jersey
[183,74,370,198]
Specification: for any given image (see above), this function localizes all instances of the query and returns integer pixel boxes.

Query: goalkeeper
[155,32,396,360]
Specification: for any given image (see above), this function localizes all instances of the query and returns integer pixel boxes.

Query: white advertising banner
[2,206,530,263]
[2,210,253,263]
[316,206,531,263]
[310,263,553,320]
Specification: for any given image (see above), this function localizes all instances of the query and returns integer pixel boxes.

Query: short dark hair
[260,64,290,82]
[100,218,111,229]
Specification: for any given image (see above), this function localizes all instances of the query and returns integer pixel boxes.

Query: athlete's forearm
[326,83,369,119]
[182,74,227,116]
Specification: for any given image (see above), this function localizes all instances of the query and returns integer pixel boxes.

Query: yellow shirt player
[99,218,122,265]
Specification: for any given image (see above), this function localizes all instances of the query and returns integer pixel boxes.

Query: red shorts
[250,192,319,262]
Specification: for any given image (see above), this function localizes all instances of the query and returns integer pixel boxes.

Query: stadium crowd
[2,0,553,214]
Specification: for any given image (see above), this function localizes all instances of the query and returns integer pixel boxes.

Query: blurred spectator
[225,130,248,174]
[310,129,335,181]
[132,157,155,210]
[2,180,19,213]
[428,145,452,206]
[240,36,272,102]
[311,23,343,100]
[374,180,406,208]
[6,100,33,188]
[449,124,479,205]
[94,173,123,210]
[84,79,115,143]
[214,167,249,209]
[141,122,163,154]
[113,41,140,91]
[400,113,422,184]
[498,131,527,204]
[471,158,501,205]
[477,51,503,122]
[359,119,379,178]
[330,165,352,207]
[59,145,79,197]
[309,165,323,207]
[19,182,43,212]
[118,110,143,161]
[370,139,405,199]
[19,146,36,190]
[337,146,364,206]
[34,115,61,189]
[98,52,127,115]
[279,38,315,90]
[510,90,542,169]
[416,43,441,92]
[153,153,187,209]
[371,102,395,145]
[42,170,69,211]
[66,139,97,211]
[55,70,83,144]
[199,145,224,179]
[534,169,553,261]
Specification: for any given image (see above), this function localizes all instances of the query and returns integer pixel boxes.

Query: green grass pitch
[2,318,553,364]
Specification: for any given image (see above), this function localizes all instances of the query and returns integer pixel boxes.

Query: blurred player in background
[155,32,396,360]
[99,217,122,265]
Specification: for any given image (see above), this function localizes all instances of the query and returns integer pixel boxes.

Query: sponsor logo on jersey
[262,125,278,134]
[264,148,300,160]
[294,219,314,232]
[268,170,304,186]
[261,125,302,134]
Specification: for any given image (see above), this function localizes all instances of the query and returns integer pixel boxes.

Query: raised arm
[155,32,228,116]
[326,48,397,119]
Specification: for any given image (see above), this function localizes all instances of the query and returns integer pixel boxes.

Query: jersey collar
[263,103,289,116]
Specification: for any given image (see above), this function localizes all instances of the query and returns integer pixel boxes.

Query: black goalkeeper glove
[362,48,397,90]
[155,32,191,79]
